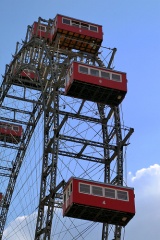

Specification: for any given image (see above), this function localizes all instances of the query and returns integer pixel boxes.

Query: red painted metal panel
[73,178,135,214]
[12,67,42,89]
[31,22,52,41]
[63,177,135,226]
[20,70,38,80]
[0,193,3,201]
[0,122,23,137]
[30,15,103,53]
[54,14,103,40]
[72,62,127,91]
[65,62,127,105]
[51,15,103,53]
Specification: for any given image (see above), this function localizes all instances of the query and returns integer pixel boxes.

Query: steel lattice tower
[0,16,134,240]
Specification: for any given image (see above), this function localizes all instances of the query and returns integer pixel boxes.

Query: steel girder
[0,18,133,240]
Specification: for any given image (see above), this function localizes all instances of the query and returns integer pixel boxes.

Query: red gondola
[30,14,103,53]
[63,177,135,227]
[51,14,103,53]
[19,69,41,89]
[11,68,42,89]
[0,193,2,201]
[20,69,38,80]
[0,122,23,144]
[65,61,127,106]
[30,22,52,42]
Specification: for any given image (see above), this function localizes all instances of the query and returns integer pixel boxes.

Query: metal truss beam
[0,105,32,115]
[0,95,43,238]
[59,134,116,150]
[0,117,30,126]
[0,18,133,240]
[58,150,106,163]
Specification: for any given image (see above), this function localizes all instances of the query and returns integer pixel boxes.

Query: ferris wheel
[0,14,135,240]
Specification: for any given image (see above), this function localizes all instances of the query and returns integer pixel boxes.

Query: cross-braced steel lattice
[0,17,133,240]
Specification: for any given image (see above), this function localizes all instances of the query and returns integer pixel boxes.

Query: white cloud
[129,163,160,182]
[125,164,160,240]
[128,163,160,196]
[3,212,37,240]
[3,164,160,240]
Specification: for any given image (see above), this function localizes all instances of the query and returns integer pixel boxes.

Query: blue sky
[1,0,160,239]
